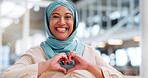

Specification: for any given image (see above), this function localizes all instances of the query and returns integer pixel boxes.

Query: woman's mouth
[56,27,68,33]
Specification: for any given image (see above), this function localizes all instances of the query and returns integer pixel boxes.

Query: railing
[76,0,140,43]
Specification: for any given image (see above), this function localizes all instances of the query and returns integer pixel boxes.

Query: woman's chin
[56,37,68,41]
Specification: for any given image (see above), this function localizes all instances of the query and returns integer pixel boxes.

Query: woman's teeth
[56,28,66,32]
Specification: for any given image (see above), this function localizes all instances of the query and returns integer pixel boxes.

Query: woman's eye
[65,16,71,18]
[53,16,59,18]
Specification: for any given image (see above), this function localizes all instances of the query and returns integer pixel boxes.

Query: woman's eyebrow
[52,13,59,15]
[65,13,72,15]
[52,12,72,15]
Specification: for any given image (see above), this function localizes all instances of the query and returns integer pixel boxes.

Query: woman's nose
[58,17,66,26]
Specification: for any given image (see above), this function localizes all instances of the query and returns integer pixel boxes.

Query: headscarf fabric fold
[40,0,84,70]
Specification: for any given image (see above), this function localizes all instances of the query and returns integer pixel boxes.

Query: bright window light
[1,18,13,29]
[102,53,110,64]
[77,22,86,38]
[31,33,46,46]
[110,53,116,66]
[1,1,25,18]
[83,27,91,38]
[1,1,15,16]
[15,33,46,56]
[115,49,128,66]
[33,5,40,12]
[110,11,121,20]
[1,1,26,29]
[92,24,100,36]
[93,15,100,23]
[15,39,23,56]
[7,5,26,18]
[127,47,141,66]
[96,49,101,55]
[1,45,10,67]
[122,7,128,17]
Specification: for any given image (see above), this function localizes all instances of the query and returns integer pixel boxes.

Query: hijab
[40,0,84,70]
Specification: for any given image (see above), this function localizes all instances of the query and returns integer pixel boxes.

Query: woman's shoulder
[27,45,42,50]
[83,44,96,52]
[15,45,46,64]
[82,44,97,56]
[26,45,43,53]
[25,45,45,57]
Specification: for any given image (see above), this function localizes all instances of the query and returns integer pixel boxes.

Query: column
[0,31,1,73]
[97,0,102,35]
[117,0,121,20]
[88,3,94,26]
[140,0,148,78]
[130,0,134,25]
[22,0,30,52]
[0,0,2,73]
[81,6,86,23]
[106,0,111,29]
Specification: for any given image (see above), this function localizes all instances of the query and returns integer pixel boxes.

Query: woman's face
[49,5,74,41]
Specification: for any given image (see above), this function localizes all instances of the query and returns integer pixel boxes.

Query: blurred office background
[0,0,141,78]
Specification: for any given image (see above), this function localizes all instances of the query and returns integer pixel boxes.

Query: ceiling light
[133,36,140,42]
[98,42,106,48]
[108,39,123,45]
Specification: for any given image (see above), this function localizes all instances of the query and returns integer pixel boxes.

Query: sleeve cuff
[100,66,125,78]
[27,63,38,78]
[100,66,110,78]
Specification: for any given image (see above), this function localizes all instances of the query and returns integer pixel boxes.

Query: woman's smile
[56,27,68,33]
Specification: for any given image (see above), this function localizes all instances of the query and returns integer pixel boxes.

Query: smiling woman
[0,0,124,78]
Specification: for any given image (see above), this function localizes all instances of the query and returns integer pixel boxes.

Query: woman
[0,0,124,78]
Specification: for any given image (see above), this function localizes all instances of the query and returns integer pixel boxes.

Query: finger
[64,60,67,65]
[59,59,67,64]
[70,52,82,61]
[67,52,71,64]
[58,67,66,74]
[69,52,78,61]
[58,54,68,65]
[62,53,68,60]
[58,53,68,61]
[66,67,77,74]
[62,54,69,65]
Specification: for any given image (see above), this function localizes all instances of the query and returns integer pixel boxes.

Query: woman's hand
[47,53,68,73]
[66,51,89,73]
[66,51,104,78]
[38,53,68,76]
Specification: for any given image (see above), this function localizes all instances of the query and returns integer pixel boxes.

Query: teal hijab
[40,0,84,70]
